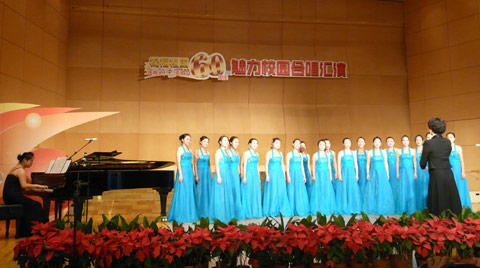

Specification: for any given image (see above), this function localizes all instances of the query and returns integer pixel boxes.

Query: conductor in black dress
[3,152,49,237]
[420,117,462,216]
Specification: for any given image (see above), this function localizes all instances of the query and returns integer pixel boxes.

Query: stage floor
[0,235,19,268]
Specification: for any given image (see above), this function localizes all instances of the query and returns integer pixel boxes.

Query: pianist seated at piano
[2,152,49,238]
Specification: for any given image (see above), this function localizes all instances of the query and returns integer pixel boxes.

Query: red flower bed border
[13,214,480,268]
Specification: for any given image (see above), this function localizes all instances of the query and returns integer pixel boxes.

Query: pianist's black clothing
[419,134,462,216]
[3,174,48,238]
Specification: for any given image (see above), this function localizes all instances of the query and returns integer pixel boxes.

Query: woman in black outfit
[3,152,49,237]
[419,117,462,216]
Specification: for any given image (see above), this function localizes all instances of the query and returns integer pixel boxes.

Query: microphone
[81,152,87,167]
[85,138,97,141]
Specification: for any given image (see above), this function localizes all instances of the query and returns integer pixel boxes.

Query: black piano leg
[41,196,51,219]
[54,201,64,220]
[85,200,88,222]
[54,201,58,219]
[59,201,64,219]
[74,199,85,223]
[155,189,168,222]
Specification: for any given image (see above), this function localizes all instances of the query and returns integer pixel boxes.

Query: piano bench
[0,204,24,238]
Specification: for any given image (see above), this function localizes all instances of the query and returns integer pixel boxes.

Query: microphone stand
[72,153,87,268]
[69,140,93,267]
[68,140,93,161]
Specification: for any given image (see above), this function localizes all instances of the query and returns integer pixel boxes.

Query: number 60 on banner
[189,52,227,80]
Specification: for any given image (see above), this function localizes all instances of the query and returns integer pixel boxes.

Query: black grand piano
[31,151,175,222]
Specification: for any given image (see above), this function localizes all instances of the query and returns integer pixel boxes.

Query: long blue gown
[287,151,310,216]
[196,148,211,219]
[228,148,246,221]
[396,147,416,214]
[310,151,336,215]
[263,150,293,217]
[168,145,199,222]
[415,147,429,211]
[335,150,362,214]
[450,144,472,209]
[303,153,313,198]
[356,149,367,198]
[209,148,234,223]
[241,150,263,219]
[386,148,398,205]
[328,150,337,193]
[363,149,395,215]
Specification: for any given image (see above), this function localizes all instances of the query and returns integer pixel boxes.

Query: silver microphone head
[81,152,87,166]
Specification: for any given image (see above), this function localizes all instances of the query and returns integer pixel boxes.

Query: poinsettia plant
[443,217,480,260]
[324,221,349,267]
[92,227,164,268]
[385,218,414,262]
[14,222,69,268]
[211,221,246,268]
[244,221,279,268]
[278,223,315,266]
[371,223,394,260]
[312,223,329,264]
[410,219,433,259]
[344,220,375,264]
[422,218,455,257]
[184,226,213,266]
[14,221,96,268]
[410,217,458,259]
[462,218,480,259]
[163,226,190,266]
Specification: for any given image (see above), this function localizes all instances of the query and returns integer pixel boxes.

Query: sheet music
[45,160,55,173]
[60,160,71,173]
[46,157,70,174]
